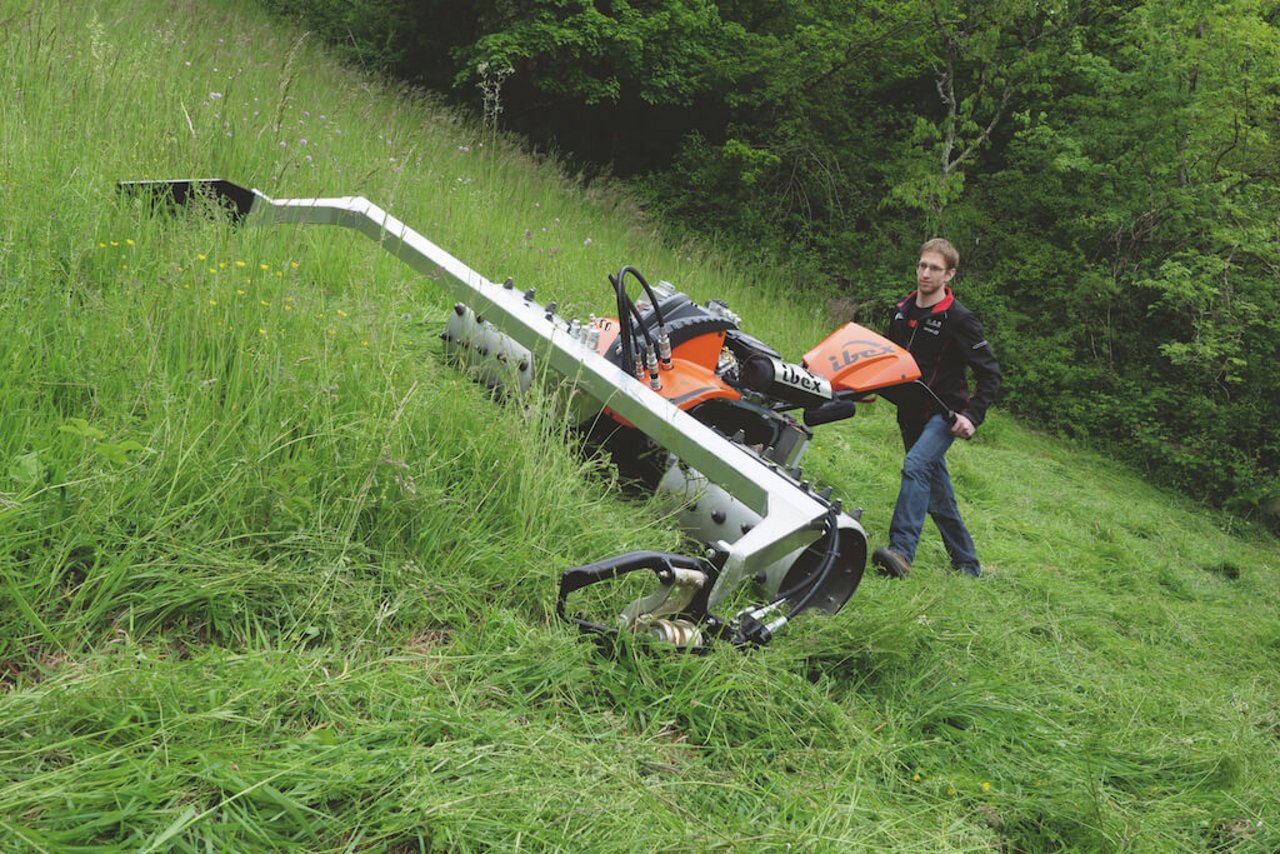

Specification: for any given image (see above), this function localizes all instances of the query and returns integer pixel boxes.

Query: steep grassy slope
[1,1,1277,850]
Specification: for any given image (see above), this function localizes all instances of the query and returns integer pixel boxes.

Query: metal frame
[120,180,864,608]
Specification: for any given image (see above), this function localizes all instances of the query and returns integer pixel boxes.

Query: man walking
[872,238,1001,579]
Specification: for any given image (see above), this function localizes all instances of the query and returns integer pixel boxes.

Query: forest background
[257,0,1280,527]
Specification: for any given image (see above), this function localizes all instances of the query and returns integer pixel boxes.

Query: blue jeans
[888,415,981,576]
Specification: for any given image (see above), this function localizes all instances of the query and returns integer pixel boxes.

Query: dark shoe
[872,548,911,579]
[953,563,982,578]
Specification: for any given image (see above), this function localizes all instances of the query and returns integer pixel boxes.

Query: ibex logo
[778,361,827,395]
[828,340,894,373]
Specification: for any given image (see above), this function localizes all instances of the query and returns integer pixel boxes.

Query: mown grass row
[1,0,1277,850]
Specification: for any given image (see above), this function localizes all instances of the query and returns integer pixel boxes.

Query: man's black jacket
[886,289,1001,428]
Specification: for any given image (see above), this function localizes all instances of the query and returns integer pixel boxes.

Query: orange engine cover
[591,317,739,426]
[802,323,920,393]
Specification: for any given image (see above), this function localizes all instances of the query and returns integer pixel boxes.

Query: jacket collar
[898,288,954,314]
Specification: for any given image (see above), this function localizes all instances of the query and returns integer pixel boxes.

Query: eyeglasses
[917,262,950,273]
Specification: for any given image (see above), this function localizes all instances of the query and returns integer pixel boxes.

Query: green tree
[966,0,1280,514]
[882,0,1070,231]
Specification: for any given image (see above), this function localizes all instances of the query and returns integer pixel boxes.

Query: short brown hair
[919,238,959,271]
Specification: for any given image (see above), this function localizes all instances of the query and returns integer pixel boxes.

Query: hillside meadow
[1,0,1277,850]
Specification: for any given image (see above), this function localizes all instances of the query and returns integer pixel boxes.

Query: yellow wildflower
[259,263,269,271]
[981,781,991,792]
[126,239,135,246]
[235,260,246,268]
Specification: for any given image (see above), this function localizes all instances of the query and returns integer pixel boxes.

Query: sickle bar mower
[121,178,937,650]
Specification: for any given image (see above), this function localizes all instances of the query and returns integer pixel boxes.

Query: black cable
[770,505,841,614]
[624,297,655,349]
[730,509,839,646]
[788,507,841,615]
[616,265,666,328]
[609,272,636,372]
[611,268,657,377]
[613,267,656,350]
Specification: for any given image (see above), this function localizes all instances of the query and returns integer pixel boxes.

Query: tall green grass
[1,0,1277,850]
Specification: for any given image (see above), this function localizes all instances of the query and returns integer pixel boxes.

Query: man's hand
[950,413,976,440]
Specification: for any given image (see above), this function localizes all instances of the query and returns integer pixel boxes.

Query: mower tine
[117,178,261,222]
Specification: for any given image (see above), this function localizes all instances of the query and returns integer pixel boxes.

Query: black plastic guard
[117,179,257,221]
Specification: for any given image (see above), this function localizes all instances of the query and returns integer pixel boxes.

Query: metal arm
[120,179,860,608]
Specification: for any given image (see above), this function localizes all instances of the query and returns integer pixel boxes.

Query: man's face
[916,250,955,296]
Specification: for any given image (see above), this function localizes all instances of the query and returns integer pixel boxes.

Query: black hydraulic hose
[609,273,637,371]
[610,269,657,379]
[731,505,841,646]
[615,265,666,327]
[624,298,655,349]
[772,505,841,614]
[617,266,672,372]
